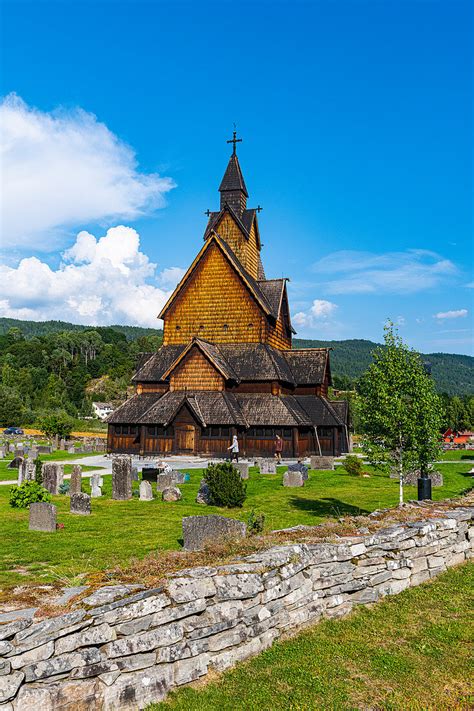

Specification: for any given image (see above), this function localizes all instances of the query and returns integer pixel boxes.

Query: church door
[175,424,196,453]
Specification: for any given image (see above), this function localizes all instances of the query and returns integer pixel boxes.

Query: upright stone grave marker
[42,463,64,494]
[68,445,75,454]
[139,481,153,501]
[182,515,247,551]
[233,462,249,479]
[8,456,23,469]
[156,471,184,491]
[70,492,91,515]
[131,466,139,482]
[283,470,304,487]
[288,462,309,481]
[112,457,132,500]
[70,465,82,495]
[310,456,335,470]
[260,459,277,475]
[29,503,56,532]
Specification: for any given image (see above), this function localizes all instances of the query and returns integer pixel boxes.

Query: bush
[37,412,74,439]
[9,481,52,509]
[341,455,364,476]
[204,462,247,508]
[247,509,265,534]
[58,482,70,495]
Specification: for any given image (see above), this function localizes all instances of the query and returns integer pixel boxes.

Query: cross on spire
[227,130,242,155]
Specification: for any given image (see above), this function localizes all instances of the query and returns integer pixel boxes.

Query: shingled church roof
[218,153,248,197]
[108,390,345,428]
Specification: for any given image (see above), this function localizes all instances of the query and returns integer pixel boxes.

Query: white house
[92,402,114,421]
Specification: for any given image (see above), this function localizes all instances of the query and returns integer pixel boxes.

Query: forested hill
[0,318,472,397]
[293,338,474,397]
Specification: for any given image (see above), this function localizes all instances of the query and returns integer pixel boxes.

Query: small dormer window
[248,323,253,329]
[176,325,181,331]
[223,324,229,331]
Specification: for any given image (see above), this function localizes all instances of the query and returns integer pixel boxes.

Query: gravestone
[42,463,64,494]
[288,462,309,481]
[259,459,277,475]
[112,457,132,500]
[139,481,153,501]
[91,484,102,498]
[232,462,249,480]
[29,503,57,532]
[183,515,247,551]
[283,470,304,487]
[70,465,82,495]
[70,492,91,515]
[162,486,182,502]
[142,468,159,483]
[131,466,139,481]
[91,472,103,488]
[19,458,35,484]
[310,456,335,470]
[9,456,24,469]
[156,471,185,491]
[68,445,75,454]
[196,479,211,504]
[38,445,53,454]
[29,448,38,461]
[60,439,66,451]
[399,470,444,487]
[0,447,5,458]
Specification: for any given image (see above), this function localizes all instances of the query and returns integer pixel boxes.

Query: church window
[223,323,228,331]
[175,325,181,331]
[147,425,174,437]
[201,426,231,438]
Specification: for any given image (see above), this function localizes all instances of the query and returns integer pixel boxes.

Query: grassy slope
[1,460,472,591]
[151,563,474,711]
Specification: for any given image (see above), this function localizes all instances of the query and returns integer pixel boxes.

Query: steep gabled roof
[203,204,261,249]
[285,349,330,385]
[218,153,248,196]
[160,338,239,382]
[257,279,287,321]
[106,392,162,424]
[132,345,186,382]
[158,231,274,320]
[294,395,344,427]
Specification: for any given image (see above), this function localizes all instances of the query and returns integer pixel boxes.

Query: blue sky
[1,0,472,354]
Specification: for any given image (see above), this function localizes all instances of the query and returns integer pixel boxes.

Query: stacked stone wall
[1,506,473,710]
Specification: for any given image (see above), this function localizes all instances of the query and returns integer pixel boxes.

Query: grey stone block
[139,480,153,501]
[70,492,91,515]
[29,503,56,532]
[162,486,182,502]
[41,463,64,494]
[196,479,211,504]
[182,515,247,551]
[0,671,24,703]
[259,459,277,474]
[288,462,309,480]
[112,457,132,500]
[282,470,304,487]
[310,456,335,470]
[232,462,249,479]
[69,465,82,495]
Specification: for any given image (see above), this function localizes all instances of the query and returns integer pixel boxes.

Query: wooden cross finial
[204,209,211,217]
[227,129,242,155]
[256,205,263,213]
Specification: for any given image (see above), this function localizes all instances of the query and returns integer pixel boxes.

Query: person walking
[274,433,283,463]
[228,434,239,462]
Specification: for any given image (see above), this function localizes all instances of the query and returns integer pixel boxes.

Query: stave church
[107,135,350,458]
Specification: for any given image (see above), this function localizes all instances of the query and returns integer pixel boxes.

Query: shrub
[247,509,265,534]
[204,462,247,508]
[37,412,74,439]
[58,482,70,495]
[341,455,363,476]
[9,481,52,509]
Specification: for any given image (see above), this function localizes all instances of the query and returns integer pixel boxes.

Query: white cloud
[312,249,457,294]
[0,94,175,249]
[396,315,406,326]
[434,309,468,320]
[0,226,184,327]
[293,299,338,331]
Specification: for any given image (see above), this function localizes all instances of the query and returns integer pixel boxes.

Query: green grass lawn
[0,451,100,481]
[439,449,474,462]
[150,563,474,711]
[1,462,472,592]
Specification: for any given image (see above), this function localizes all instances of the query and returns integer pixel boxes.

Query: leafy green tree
[38,411,74,439]
[358,323,443,503]
[447,396,468,431]
[0,386,27,426]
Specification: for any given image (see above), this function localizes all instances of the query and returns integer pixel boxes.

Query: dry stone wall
[1,506,473,710]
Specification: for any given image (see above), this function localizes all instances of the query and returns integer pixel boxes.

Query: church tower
[108,134,350,459]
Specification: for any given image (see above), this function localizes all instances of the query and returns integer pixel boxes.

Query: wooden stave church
[107,137,350,458]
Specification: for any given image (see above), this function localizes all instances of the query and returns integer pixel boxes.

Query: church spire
[219,131,248,216]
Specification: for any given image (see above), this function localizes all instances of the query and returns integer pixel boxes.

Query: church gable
[162,240,267,345]
[169,346,225,391]
[208,211,261,279]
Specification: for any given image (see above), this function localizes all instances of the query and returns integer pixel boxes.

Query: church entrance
[175,424,196,453]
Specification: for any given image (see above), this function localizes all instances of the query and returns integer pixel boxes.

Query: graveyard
[1,449,472,595]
